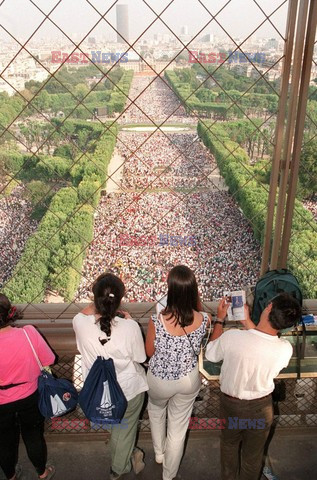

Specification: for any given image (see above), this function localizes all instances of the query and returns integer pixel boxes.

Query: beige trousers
[147,366,201,480]
[110,392,145,475]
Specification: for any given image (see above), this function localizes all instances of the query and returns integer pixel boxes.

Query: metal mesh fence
[46,355,317,436]
[0,0,316,443]
[0,0,315,311]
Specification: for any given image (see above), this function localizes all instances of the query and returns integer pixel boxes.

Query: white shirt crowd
[0,186,38,288]
[76,76,262,302]
[303,196,317,221]
[76,131,262,302]
[120,75,195,124]
[4,75,297,303]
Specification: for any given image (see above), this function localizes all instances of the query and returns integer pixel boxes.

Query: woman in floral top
[146,265,210,480]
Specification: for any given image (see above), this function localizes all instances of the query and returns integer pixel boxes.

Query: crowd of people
[303,196,317,221]
[117,131,222,191]
[76,75,262,302]
[120,75,192,124]
[0,75,262,303]
[0,186,38,289]
[76,127,261,303]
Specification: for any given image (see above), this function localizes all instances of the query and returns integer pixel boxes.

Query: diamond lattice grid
[0,0,316,436]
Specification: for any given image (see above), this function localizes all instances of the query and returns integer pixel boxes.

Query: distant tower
[181,25,188,35]
[116,4,129,44]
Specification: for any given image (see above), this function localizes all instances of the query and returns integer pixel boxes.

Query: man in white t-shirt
[206,293,301,480]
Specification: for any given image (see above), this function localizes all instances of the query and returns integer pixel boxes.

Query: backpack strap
[295,325,301,380]
[295,320,306,380]
[181,326,197,357]
[23,329,43,371]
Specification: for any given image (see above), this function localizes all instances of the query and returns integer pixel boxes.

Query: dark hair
[268,293,302,330]
[162,265,199,328]
[92,273,125,337]
[0,293,22,329]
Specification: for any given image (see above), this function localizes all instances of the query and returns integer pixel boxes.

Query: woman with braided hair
[0,293,55,480]
[73,272,148,480]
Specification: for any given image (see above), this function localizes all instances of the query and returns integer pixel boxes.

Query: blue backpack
[23,328,78,419]
[38,371,78,418]
[78,357,127,425]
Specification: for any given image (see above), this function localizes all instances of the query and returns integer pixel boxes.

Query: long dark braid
[92,273,125,338]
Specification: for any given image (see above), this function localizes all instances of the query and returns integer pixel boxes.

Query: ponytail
[92,273,125,337]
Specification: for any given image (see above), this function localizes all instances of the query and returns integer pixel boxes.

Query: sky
[0,0,289,45]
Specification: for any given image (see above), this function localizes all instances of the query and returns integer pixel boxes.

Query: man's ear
[266,303,273,314]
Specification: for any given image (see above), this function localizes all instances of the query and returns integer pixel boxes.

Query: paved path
[9,431,317,480]
[105,151,124,193]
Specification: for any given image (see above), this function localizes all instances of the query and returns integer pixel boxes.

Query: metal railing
[0,0,317,438]
[16,300,317,438]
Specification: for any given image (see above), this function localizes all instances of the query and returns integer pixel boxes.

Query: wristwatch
[213,318,225,326]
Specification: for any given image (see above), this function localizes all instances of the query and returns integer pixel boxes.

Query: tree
[74,83,89,101]
[299,140,317,199]
[25,180,52,219]
[31,90,51,112]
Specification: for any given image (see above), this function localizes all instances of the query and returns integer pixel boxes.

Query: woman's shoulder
[200,312,211,329]
[74,304,95,319]
[73,312,95,328]
[114,316,141,332]
[20,324,42,343]
[151,313,162,323]
[188,312,210,333]
[150,314,162,329]
[22,324,38,335]
[201,311,211,323]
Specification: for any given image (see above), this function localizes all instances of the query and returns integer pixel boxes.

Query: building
[200,33,214,43]
[0,54,49,95]
[181,25,188,35]
[116,4,129,44]
[230,64,253,77]
[266,38,279,50]
[88,37,96,46]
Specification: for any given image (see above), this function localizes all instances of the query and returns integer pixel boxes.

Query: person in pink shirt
[0,294,56,480]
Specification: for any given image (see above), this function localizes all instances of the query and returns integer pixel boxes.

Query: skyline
[0,0,289,45]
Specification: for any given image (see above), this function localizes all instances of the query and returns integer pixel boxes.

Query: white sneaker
[155,454,164,464]
[131,448,145,475]
[263,466,279,480]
